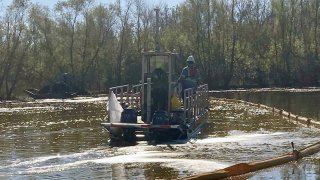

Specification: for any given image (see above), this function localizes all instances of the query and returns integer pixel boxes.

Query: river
[211,88,320,121]
[0,89,319,179]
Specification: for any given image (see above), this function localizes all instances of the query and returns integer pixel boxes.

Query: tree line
[0,0,319,99]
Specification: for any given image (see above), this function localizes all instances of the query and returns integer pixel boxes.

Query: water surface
[0,93,319,179]
[211,88,320,121]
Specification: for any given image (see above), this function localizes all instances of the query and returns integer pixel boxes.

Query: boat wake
[0,146,228,176]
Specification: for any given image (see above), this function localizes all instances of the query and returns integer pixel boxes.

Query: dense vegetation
[0,0,319,99]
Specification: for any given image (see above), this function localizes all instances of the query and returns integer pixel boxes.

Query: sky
[1,0,186,9]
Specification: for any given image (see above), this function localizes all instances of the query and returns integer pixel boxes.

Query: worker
[178,55,200,100]
[151,68,168,111]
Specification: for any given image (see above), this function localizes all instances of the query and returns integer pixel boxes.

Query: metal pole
[147,78,152,123]
[168,55,172,111]
[154,7,160,52]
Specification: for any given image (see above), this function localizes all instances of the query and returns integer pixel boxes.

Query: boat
[24,88,77,99]
[101,8,209,144]
[24,81,77,99]
[101,51,209,144]
[24,73,84,99]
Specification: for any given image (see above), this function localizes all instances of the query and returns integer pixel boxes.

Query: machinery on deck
[101,51,209,144]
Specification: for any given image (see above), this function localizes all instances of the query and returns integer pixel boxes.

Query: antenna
[154,7,160,52]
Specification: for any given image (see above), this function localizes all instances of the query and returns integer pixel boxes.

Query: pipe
[181,142,320,180]
[154,7,160,52]
[183,99,320,180]
[147,78,151,123]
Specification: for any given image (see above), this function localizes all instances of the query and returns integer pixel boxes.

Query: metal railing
[183,84,209,124]
[109,84,142,110]
[109,83,209,124]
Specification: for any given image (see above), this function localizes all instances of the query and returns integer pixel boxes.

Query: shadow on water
[0,93,319,179]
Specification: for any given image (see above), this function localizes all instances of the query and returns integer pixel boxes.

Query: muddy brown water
[0,91,319,179]
[211,88,320,121]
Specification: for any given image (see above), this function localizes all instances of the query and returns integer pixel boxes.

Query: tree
[0,0,31,99]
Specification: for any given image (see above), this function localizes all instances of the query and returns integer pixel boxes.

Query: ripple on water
[0,97,319,179]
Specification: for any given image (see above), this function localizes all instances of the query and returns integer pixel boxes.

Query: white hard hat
[186,55,195,63]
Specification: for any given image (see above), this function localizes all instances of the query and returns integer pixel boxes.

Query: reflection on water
[0,93,319,179]
[211,88,320,120]
[248,158,320,180]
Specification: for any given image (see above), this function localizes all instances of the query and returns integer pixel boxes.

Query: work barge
[101,51,209,144]
[101,8,208,144]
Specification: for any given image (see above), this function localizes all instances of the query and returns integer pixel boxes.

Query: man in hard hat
[178,55,200,100]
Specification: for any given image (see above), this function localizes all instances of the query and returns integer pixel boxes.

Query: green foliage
[0,0,319,99]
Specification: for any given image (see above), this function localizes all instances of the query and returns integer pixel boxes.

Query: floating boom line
[180,98,320,180]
